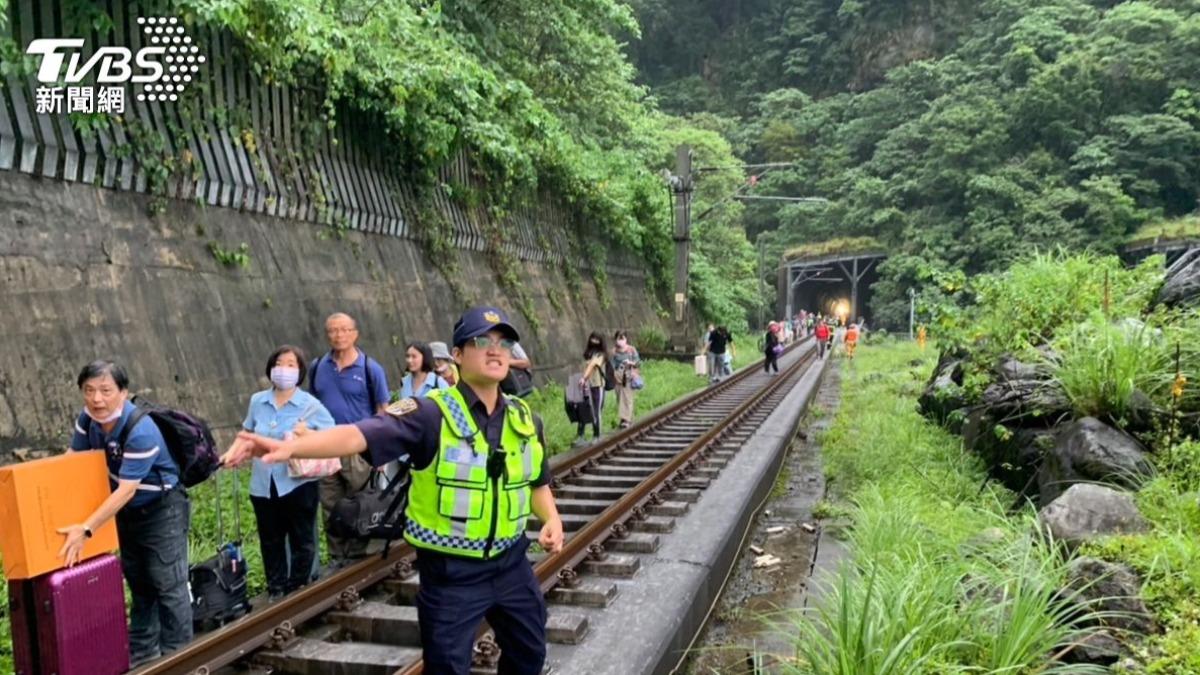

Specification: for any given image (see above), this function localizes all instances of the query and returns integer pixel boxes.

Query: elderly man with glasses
[308,312,391,565]
[224,306,562,674]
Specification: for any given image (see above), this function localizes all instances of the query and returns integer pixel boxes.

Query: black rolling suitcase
[190,469,251,629]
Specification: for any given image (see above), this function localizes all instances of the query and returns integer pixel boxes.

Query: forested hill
[628,0,1200,327]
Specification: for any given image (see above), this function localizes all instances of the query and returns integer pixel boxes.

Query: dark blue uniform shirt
[355,382,551,483]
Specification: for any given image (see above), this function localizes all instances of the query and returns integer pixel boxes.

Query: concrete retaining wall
[0,170,662,460]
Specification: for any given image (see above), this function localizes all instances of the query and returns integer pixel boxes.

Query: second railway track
[135,338,823,675]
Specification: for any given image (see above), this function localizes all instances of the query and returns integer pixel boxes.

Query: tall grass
[775,341,1113,674]
[1049,314,1172,423]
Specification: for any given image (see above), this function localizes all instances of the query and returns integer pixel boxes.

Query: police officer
[223,306,563,675]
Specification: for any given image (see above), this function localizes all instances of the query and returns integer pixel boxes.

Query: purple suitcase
[9,554,129,675]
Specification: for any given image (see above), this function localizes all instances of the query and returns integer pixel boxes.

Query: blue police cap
[452,306,521,347]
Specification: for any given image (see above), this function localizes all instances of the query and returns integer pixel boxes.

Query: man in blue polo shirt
[309,312,390,563]
[58,360,191,668]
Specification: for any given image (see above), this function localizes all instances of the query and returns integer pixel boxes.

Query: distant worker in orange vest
[845,323,860,359]
[917,324,927,350]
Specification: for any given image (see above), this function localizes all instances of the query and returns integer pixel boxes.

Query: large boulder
[919,350,967,423]
[963,409,1054,493]
[1060,630,1123,665]
[1065,557,1155,636]
[1058,558,1156,666]
[1156,248,1200,308]
[979,356,1071,425]
[1038,484,1150,548]
[1037,417,1155,506]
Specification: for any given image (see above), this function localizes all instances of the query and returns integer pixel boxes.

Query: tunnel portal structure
[777,248,887,325]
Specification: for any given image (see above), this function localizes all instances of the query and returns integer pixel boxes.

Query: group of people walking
[571,331,643,445]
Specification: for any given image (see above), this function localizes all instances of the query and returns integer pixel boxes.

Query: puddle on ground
[684,363,843,675]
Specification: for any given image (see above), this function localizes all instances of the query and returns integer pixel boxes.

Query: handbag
[327,464,410,546]
[287,456,342,479]
[287,404,341,479]
[628,365,645,390]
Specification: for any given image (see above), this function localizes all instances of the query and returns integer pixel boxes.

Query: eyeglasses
[468,336,515,351]
[326,327,357,335]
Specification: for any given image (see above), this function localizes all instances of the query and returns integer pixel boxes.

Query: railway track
[134,339,818,675]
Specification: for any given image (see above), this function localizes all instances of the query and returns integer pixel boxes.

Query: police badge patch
[385,397,419,417]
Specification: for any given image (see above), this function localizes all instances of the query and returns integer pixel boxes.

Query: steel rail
[132,546,413,675]
[396,341,816,675]
[140,339,809,674]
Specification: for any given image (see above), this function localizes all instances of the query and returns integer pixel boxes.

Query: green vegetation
[1128,216,1200,247]
[0,578,8,673]
[819,252,1199,672]
[207,241,252,268]
[630,0,1200,329]
[785,342,1109,674]
[158,0,760,330]
[782,236,883,262]
[928,250,1164,401]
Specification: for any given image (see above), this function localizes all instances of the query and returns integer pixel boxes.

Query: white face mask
[85,407,123,424]
[271,366,301,390]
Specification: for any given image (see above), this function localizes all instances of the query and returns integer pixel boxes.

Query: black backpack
[603,358,617,392]
[118,398,220,488]
[328,465,411,550]
[190,471,250,629]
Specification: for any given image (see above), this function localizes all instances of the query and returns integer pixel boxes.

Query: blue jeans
[116,488,193,663]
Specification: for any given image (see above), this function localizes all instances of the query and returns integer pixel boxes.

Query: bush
[635,326,668,352]
[779,342,1113,674]
[1049,314,1172,425]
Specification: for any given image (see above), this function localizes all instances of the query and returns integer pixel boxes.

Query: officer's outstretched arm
[253,424,368,464]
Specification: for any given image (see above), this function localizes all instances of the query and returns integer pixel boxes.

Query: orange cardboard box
[0,452,119,579]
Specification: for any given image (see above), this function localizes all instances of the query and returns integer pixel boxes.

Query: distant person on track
[242,345,334,600]
[611,330,641,429]
[222,306,562,675]
[576,332,608,445]
[704,326,734,383]
[764,322,782,374]
[845,323,860,360]
[814,320,831,359]
[702,323,716,377]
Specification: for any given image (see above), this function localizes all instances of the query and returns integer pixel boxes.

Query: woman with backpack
[764,322,782,374]
[575,332,608,445]
[241,345,335,600]
[611,330,642,429]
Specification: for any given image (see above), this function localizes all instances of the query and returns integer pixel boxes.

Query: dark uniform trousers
[415,538,547,674]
